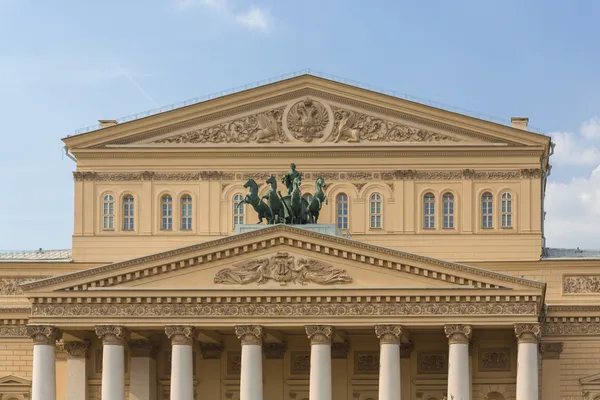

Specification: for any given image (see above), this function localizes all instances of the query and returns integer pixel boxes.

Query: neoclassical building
[1,74,599,400]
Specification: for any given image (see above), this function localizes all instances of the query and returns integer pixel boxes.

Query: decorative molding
[417,352,447,374]
[478,348,511,371]
[444,324,472,344]
[235,325,263,346]
[306,325,333,345]
[154,106,286,144]
[31,300,538,318]
[22,225,544,292]
[290,351,310,375]
[328,105,461,144]
[63,340,91,358]
[514,323,541,343]
[287,98,329,142]
[539,342,563,359]
[543,319,600,336]
[354,351,379,374]
[55,341,67,360]
[165,325,195,346]
[0,325,27,337]
[227,351,241,375]
[95,325,130,346]
[375,324,403,345]
[563,275,600,294]
[0,277,50,295]
[199,342,223,359]
[263,342,286,359]
[73,171,235,182]
[352,182,367,192]
[400,342,413,359]
[332,341,349,359]
[128,339,157,358]
[214,251,352,286]
[26,325,61,345]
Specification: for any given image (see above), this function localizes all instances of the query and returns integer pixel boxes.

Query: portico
[22,225,544,400]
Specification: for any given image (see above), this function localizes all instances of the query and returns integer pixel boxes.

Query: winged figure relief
[286,98,330,142]
[255,111,286,143]
[332,111,360,143]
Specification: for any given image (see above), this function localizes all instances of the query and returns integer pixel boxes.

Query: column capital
[26,325,61,345]
[95,325,130,346]
[444,324,472,345]
[129,339,158,358]
[63,340,91,358]
[305,325,334,345]
[165,325,195,346]
[514,323,541,344]
[375,324,403,345]
[235,325,263,345]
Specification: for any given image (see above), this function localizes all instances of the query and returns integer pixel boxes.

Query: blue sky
[1,0,600,250]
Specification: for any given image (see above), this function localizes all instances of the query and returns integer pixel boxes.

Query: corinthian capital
[165,325,195,346]
[95,325,130,346]
[375,325,403,345]
[26,325,61,345]
[305,325,334,345]
[514,323,541,344]
[235,325,263,345]
[63,340,90,358]
[444,324,472,345]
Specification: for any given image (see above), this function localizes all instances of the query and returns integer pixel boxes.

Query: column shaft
[96,325,130,400]
[166,326,195,400]
[27,325,61,400]
[235,325,264,400]
[306,325,333,400]
[515,324,541,400]
[376,325,402,400]
[445,324,472,400]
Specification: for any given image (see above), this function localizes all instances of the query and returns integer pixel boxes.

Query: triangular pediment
[63,75,550,151]
[0,374,31,386]
[23,225,544,296]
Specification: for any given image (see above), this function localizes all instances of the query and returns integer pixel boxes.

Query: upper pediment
[63,75,550,150]
[22,225,544,295]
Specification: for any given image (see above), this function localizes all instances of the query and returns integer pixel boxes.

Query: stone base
[234,224,343,237]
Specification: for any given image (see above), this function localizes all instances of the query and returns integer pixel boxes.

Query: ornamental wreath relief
[213,252,352,285]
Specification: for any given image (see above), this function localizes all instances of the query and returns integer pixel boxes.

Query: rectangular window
[443,195,454,229]
[123,198,134,231]
[181,198,192,231]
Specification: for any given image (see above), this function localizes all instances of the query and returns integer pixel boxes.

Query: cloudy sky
[1,0,599,251]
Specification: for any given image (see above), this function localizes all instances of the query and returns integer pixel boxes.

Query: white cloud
[174,0,271,33]
[550,117,600,166]
[235,6,269,32]
[545,165,600,249]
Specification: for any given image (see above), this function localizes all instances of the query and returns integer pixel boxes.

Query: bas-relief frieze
[0,325,27,337]
[291,351,310,375]
[563,275,600,294]
[417,352,447,374]
[543,321,600,336]
[72,168,543,182]
[478,348,511,372]
[31,302,537,318]
[213,251,352,285]
[0,277,50,295]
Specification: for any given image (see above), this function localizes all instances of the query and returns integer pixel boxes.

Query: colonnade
[26,323,541,400]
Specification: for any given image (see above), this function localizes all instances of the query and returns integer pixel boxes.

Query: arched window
[442,192,455,229]
[369,193,382,229]
[481,192,493,228]
[102,194,115,230]
[181,195,192,230]
[161,195,173,231]
[122,195,134,231]
[336,193,349,230]
[233,194,245,227]
[501,192,513,228]
[424,193,435,229]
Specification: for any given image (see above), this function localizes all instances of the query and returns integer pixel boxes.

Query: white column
[445,324,472,400]
[515,323,541,400]
[306,325,334,400]
[375,325,402,400]
[27,325,61,400]
[130,339,158,400]
[96,325,130,400]
[235,325,264,400]
[166,326,195,400]
[64,340,91,400]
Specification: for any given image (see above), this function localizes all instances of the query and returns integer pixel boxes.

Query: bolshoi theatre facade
[1,74,599,400]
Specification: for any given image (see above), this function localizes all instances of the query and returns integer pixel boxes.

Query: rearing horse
[262,175,285,224]
[239,178,272,224]
[289,175,308,224]
[308,177,328,223]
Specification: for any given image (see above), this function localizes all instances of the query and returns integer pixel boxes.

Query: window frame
[442,192,455,230]
[500,191,513,228]
[336,193,349,230]
[369,192,382,229]
[180,194,193,231]
[423,192,435,229]
[233,193,245,228]
[102,193,115,231]
[160,194,173,231]
[481,191,493,229]
[122,194,135,232]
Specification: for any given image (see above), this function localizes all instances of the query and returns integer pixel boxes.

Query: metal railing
[71,68,542,136]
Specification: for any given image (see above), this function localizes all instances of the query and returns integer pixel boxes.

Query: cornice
[543,317,600,336]
[22,225,545,293]
[72,168,544,182]
[96,88,525,148]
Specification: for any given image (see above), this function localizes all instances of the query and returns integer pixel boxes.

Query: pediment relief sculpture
[213,251,352,286]
[150,97,463,145]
